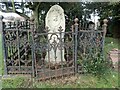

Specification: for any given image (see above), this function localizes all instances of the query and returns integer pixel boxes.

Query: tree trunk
[32,3,40,29]
[33,9,39,28]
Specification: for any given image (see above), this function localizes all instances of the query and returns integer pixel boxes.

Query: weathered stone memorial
[45,5,65,64]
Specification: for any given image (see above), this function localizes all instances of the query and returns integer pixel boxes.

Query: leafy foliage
[84,2,120,38]
[0,2,93,29]
[82,53,112,77]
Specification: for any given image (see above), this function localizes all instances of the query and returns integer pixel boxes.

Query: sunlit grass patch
[2,75,33,88]
[104,37,119,54]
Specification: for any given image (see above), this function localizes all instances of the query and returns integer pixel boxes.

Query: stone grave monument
[45,5,65,64]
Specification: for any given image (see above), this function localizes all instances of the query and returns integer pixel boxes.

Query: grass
[2,71,119,88]
[2,76,32,88]
[0,34,119,88]
[104,37,119,54]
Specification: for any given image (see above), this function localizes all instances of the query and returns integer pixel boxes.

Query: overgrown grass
[2,76,32,88]
[104,37,119,54]
[2,71,118,88]
[0,35,119,88]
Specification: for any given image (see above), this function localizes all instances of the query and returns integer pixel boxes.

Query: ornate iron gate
[34,26,76,80]
[0,16,107,80]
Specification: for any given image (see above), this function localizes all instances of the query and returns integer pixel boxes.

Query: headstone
[45,5,65,64]
[109,48,119,68]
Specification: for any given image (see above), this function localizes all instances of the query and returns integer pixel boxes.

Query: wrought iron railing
[0,16,108,80]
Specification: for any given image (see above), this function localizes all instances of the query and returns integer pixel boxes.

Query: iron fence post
[0,15,7,75]
[74,18,79,74]
[71,25,75,74]
[102,19,108,38]
[16,20,21,72]
[102,19,108,55]
[58,26,64,77]
[30,18,35,78]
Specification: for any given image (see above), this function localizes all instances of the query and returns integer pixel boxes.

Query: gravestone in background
[45,5,65,64]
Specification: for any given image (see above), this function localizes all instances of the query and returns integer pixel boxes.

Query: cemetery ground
[0,34,119,88]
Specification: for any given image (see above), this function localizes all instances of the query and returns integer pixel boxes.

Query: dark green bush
[80,53,112,77]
